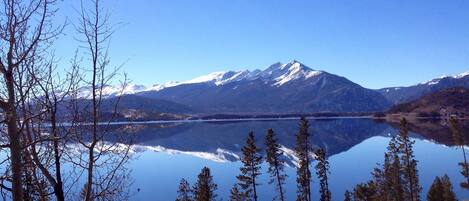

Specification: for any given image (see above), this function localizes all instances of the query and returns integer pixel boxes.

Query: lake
[121,118,469,201]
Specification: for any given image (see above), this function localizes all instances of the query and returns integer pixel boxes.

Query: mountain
[75,84,150,99]
[102,94,193,114]
[57,94,193,121]
[388,87,469,117]
[136,60,392,114]
[378,71,469,104]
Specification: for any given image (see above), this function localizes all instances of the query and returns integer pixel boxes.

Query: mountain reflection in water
[103,118,469,201]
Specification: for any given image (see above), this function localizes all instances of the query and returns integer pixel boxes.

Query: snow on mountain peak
[76,84,149,99]
[455,71,469,79]
[170,60,321,87]
[270,60,322,86]
[419,70,469,86]
[149,81,180,91]
[183,71,228,84]
[151,60,322,89]
[181,70,252,86]
[76,60,325,99]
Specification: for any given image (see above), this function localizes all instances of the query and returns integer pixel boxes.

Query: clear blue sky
[53,0,469,89]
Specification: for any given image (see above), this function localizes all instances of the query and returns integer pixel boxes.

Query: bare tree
[70,0,133,200]
[24,53,80,201]
[0,0,59,200]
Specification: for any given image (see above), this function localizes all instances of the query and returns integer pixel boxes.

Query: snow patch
[135,145,239,163]
[272,61,322,86]
[454,71,469,79]
[75,60,325,98]
[419,70,469,86]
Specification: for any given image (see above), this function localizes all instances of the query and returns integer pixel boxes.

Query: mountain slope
[57,95,193,121]
[102,94,193,114]
[379,72,469,104]
[388,87,469,117]
[137,61,391,114]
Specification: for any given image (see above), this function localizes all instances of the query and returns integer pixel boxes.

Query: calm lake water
[123,118,469,201]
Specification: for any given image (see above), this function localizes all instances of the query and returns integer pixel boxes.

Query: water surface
[124,118,469,201]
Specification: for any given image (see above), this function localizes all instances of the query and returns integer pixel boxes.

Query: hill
[138,60,391,114]
[379,72,469,104]
[388,87,469,118]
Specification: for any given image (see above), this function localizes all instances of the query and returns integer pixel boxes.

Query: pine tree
[237,132,262,201]
[176,178,193,201]
[355,137,404,201]
[450,117,469,189]
[427,176,444,201]
[193,167,218,201]
[353,181,377,201]
[265,128,287,201]
[344,190,353,201]
[229,184,246,201]
[396,118,421,201]
[350,119,422,201]
[315,149,331,201]
[427,175,457,201]
[441,175,457,201]
[382,138,404,201]
[295,117,312,201]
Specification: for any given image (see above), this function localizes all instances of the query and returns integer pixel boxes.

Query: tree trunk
[275,162,285,201]
[51,107,65,201]
[6,71,23,201]
[252,173,258,201]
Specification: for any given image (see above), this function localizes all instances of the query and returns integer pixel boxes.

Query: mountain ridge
[72,60,469,115]
[136,60,391,114]
[378,71,469,104]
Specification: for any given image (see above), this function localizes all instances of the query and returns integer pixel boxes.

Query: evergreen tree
[440,175,457,201]
[176,178,193,201]
[396,118,421,201]
[237,132,262,201]
[229,184,246,201]
[427,176,444,201]
[450,117,469,189]
[353,181,377,201]
[427,175,457,201]
[351,118,422,201]
[344,190,353,201]
[193,167,218,201]
[381,138,404,201]
[295,117,313,201]
[315,149,331,201]
[265,128,287,201]
[353,137,404,201]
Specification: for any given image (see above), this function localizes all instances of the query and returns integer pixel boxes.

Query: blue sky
[54,0,469,89]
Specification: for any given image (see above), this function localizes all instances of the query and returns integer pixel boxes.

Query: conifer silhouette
[176,178,193,201]
[229,184,246,201]
[315,149,331,201]
[193,167,218,201]
[237,132,262,201]
[427,175,457,201]
[295,117,313,201]
[397,118,421,201]
[450,117,469,189]
[265,128,287,201]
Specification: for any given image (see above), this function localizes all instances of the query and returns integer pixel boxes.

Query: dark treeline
[176,117,464,201]
[197,112,373,121]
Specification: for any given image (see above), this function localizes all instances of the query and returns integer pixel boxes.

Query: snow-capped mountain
[76,60,325,98]
[76,84,149,99]
[148,60,324,89]
[379,71,469,104]
[68,61,469,114]
[137,60,391,113]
